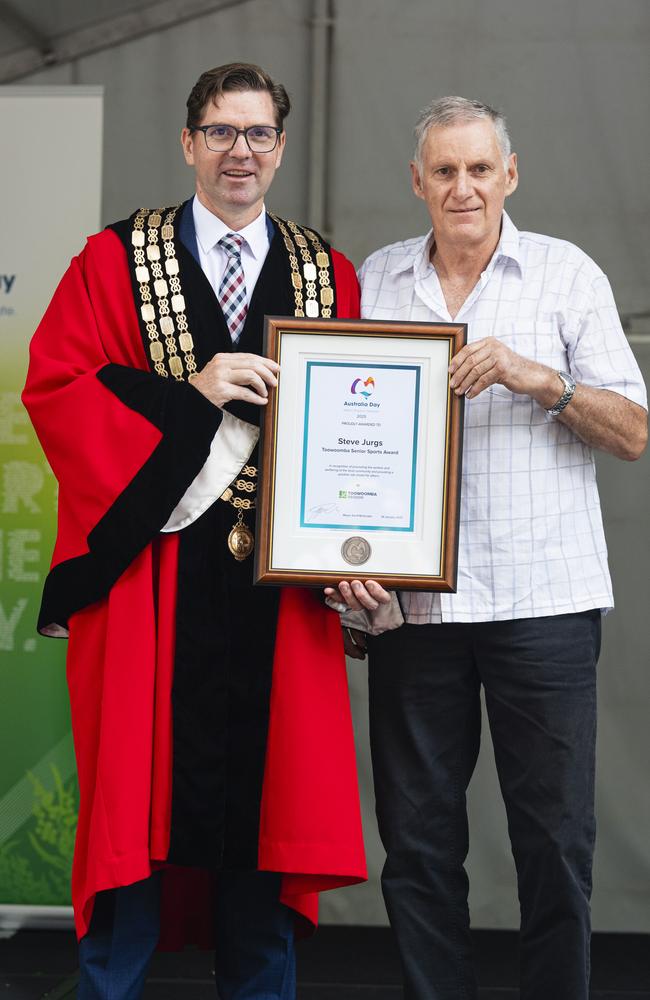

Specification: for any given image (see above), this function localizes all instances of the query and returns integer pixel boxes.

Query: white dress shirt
[162,197,268,532]
[192,194,270,310]
[358,212,647,624]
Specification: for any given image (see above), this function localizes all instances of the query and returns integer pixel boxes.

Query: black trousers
[368,611,600,1000]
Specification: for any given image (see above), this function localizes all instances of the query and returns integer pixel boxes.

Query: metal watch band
[547,371,576,416]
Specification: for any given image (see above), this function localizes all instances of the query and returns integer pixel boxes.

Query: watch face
[548,371,576,414]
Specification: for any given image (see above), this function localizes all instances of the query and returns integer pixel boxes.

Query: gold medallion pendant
[228,510,254,561]
[221,466,257,561]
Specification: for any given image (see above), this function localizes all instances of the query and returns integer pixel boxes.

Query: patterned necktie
[218,233,247,343]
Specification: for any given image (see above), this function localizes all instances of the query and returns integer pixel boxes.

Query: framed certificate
[255,318,465,590]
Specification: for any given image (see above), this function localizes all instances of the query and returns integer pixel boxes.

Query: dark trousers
[78,871,296,1000]
[368,611,600,1000]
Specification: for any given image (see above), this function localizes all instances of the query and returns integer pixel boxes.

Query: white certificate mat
[257,321,464,588]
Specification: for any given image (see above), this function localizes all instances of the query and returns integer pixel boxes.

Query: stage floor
[1,927,648,998]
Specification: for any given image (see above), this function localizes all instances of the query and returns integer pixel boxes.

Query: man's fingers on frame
[456,359,497,395]
[456,345,493,374]
[337,581,363,610]
[449,351,490,387]
[350,580,379,610]
[365,580,392,603]
[233,358,279,381]
[229,354,280,373]
[325,587,348,609]
[234,363,278,389]
[324,586,345,601]
[450,352,496,391]
[246,353,280,370]
[449,338,490,371]
[228,369,269,395]
[244,371,269,396]
[465,369,499,398]
[233,385,269,405]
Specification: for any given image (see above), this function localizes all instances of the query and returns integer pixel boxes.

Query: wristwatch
[546,371,576,416]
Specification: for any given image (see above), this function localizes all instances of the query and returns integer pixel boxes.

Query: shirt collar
[496,211,522,270]
[192,195,269,258]
[389,210,522,277]
[387,235,431,276]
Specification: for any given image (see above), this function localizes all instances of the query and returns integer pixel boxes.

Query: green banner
[0,86,103,914]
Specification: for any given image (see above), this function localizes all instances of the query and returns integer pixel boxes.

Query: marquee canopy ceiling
[0,0,254,82]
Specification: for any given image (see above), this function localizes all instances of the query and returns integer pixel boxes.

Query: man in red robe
[23,62,368,1000]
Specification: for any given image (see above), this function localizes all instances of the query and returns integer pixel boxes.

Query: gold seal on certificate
[341,536,372,566]
[255,318,465,591]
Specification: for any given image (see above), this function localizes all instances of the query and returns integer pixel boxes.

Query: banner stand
[0,85,103,929]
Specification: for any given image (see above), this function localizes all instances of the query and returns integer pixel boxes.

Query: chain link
[131,206,198,380]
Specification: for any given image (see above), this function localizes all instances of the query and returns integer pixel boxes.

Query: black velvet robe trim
[168,499,281,867]
[38,364,221,633]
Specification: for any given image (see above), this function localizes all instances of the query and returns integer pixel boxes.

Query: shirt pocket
[487,320,568,399]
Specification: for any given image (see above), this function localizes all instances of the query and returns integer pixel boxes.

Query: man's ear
[181,128,195,166]
[274,129,286,169]
[505,152,518,198]
[410,160,425,201]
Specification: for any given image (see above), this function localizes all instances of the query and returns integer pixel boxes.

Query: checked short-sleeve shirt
[358,212,647,624]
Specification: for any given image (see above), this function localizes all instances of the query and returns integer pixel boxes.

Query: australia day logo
[350,375,375,398]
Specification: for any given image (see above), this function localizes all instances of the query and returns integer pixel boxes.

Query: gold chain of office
[131,206,197,381]
[267,212,334,317]
[130,206,335,379]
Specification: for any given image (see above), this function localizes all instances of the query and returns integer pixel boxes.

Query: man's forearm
[556,384,648,461]
[525,363,648,461]
[451,341,648,462]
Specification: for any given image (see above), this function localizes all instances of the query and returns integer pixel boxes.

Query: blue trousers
[78,870,296,1000]
[368,611,600,1000]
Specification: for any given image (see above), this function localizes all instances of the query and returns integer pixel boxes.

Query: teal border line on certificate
[300,362,421,531]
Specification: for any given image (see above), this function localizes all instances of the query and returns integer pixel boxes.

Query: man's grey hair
[413,96,512,168]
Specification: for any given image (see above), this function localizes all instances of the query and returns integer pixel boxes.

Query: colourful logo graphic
[350,375,375,398]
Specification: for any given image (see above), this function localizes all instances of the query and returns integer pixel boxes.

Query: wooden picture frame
[255,317,465,591]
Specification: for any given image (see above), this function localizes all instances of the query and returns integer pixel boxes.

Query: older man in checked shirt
[326,97,647,1000]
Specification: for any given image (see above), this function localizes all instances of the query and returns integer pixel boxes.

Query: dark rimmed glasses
[190,124,283,153]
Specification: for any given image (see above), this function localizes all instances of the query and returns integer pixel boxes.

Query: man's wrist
[526,365,571,410]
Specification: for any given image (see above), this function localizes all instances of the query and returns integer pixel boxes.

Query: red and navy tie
[218,233,247,344]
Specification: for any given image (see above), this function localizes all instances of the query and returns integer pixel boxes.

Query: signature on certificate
[307,502,340,517]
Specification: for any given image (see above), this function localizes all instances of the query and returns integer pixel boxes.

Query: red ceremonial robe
[22,211,367,944]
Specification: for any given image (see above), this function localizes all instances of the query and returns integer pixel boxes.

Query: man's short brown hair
[186,62,291,129]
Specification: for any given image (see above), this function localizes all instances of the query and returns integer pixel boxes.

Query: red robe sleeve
[22,230,222,635]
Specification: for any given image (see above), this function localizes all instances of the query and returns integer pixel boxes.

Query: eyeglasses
[190,124,283,153]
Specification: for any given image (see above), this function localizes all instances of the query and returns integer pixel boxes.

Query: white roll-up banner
[0,86,103,930]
